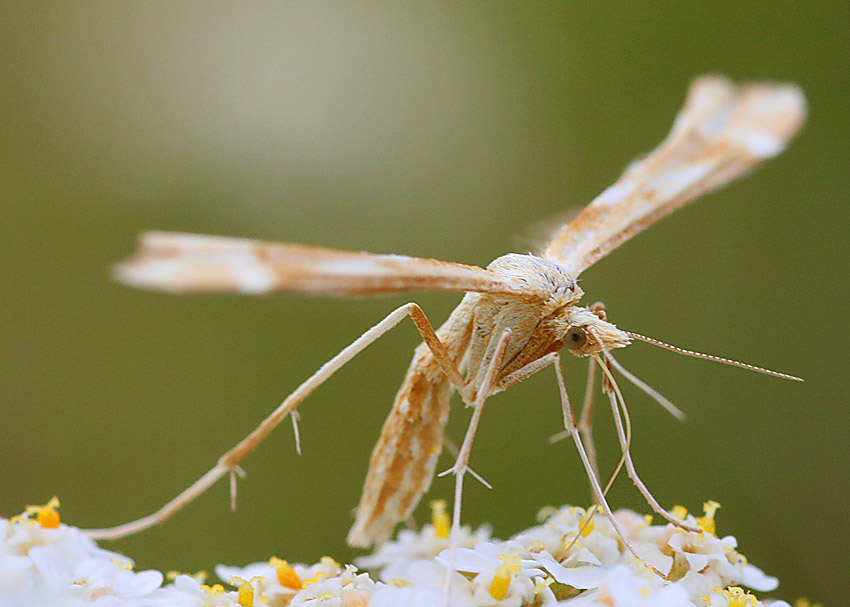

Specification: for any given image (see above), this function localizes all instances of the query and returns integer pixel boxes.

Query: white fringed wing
[543,76,806,276]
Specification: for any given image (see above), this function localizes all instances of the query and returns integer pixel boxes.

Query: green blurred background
[2,3,848,604]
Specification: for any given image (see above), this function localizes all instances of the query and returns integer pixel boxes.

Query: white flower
[370,561,476,607]
[531,550,604,590]
[435,541,553,607]
[151,573,242,607]
[67,558,163,604]
[740,563,779,592]
[566,565,692,607]
[436,541,545,578]
[0,502,163,607]
[356,501,491,582]
[0,500,789,607]
[290,565,377,607]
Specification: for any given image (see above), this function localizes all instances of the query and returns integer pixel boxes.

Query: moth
[89,76,806,565]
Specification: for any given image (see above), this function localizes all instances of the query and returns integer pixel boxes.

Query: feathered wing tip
[113,231,527,297]
[542,75,807,276]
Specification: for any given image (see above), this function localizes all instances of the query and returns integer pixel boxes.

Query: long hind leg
[86,302,467,541]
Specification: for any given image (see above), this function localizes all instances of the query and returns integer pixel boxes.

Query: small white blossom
[357,521,491,582]
[566,565,692,607]
[0,500,792,607]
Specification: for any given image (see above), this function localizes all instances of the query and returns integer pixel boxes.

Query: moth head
[559,306,630,357]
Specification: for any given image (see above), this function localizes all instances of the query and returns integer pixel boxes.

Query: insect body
[91,77,806,558]
[347,254,631,546]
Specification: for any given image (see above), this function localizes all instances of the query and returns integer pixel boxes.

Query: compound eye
[566,326,587,350]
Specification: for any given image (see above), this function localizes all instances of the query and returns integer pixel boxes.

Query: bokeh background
[2,3,848,605]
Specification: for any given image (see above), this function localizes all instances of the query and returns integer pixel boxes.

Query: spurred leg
[86,302,466,541]
[440,328,512,606]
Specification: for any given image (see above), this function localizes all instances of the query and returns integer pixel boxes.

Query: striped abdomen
[346,295,475,547]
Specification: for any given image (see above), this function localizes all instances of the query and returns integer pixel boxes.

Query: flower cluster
[0,498,795,607]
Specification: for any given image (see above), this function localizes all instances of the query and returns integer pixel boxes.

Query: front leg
[496,352,666,577]
[440,327,513,607]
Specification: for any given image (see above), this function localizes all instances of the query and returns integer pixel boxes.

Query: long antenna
[626,331,804,382]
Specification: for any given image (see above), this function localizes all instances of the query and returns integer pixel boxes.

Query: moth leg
[497,352,665,576]
[85,301,465,541]
[549,353,666,576]
[439,327,512,606]
[580,301,608,491]
[596,355,702,533]
[578,357,600,505]
[442,434,491,489]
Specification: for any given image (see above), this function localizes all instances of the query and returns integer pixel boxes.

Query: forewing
[114,231,525,297]
[543,76,806,276]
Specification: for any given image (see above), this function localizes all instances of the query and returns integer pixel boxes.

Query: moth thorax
[486,253,582,306]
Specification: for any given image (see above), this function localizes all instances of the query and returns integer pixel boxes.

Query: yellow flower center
[723,586,759,607]
[231,576,265,607]
[26,497,61,529]
[431,500,451,539]
[489,563,513,600]
[696,500,721,534]
[269,557,302,590]
[302,571,328,588]
[578,510,595,537]
[202,583,225,595]
[488,555,521,600]
[672,505,688,521]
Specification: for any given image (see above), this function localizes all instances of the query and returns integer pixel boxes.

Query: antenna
[625,331,804,382]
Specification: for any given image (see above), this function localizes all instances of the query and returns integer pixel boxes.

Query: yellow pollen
[643,515,653,526]
[534,576,554,595]
[488,563,513,601]
[696,516,715,534]
[27,497,61,529]
[723,586,759,607]
[316,593,334,600]
[202,583,225,595]
[302,571,328,588]
[390,578,413,587]
[231,576,265,607]
[110,559,133,571]
[696,501,721,534]
[672,505,688,520]
[269,558,302,590]
[37,506,60,529]
[234,578,254,607]
[578,511,595,537]
[703,501,721,518]
[430,500,451,538]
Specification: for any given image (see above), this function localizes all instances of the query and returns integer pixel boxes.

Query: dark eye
[566,327,587,350]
